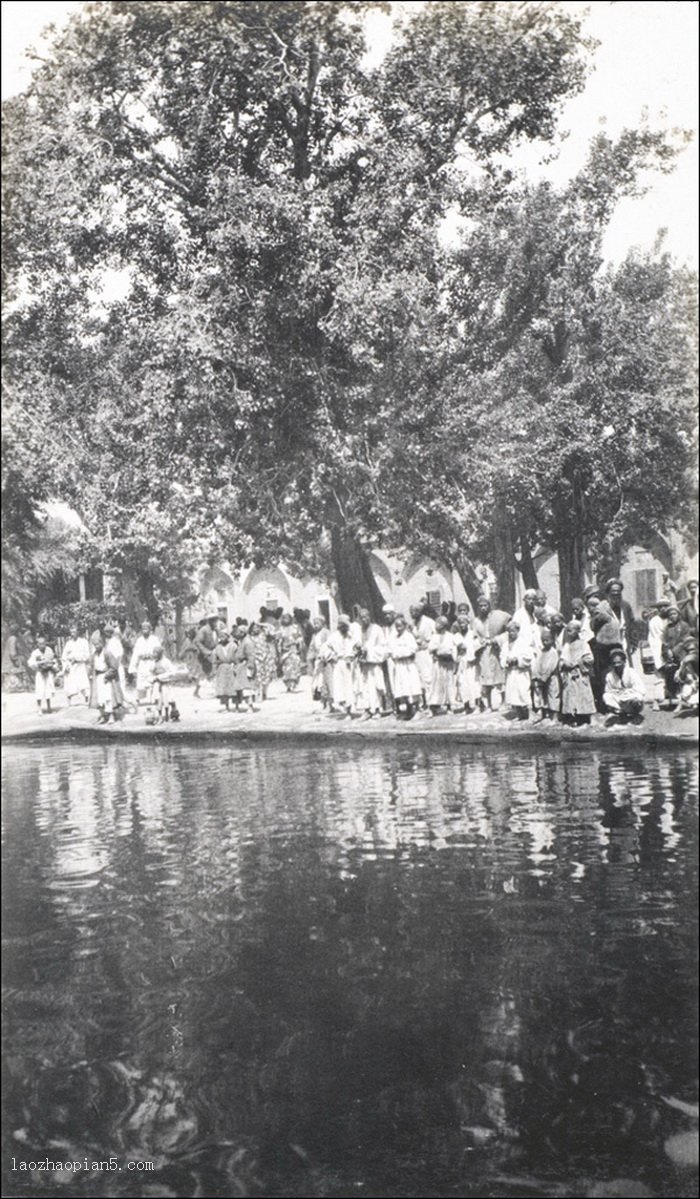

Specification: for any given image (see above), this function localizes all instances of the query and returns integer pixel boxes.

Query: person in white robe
[62,625,91,704]
[427,617,457,713]
[410,604,436,705]
[105,624,127,691]
[128,620,163,701]
[387,616,422,719]
[502,620,534,719]
[355,609,388,717]
[511,590,542,653]
[149,645,178,711]
[452,614,481,712]
[325,615,359,714]
[308,617,332,707]
[381,603,398,704]
[645,602,668,708]
[27,637,57,713]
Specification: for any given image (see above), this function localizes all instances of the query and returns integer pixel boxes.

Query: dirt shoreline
[3,685,697,750]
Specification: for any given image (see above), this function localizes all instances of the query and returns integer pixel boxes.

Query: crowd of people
[2,578,698,727]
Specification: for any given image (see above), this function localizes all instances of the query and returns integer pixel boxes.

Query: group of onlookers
[2,578,698,727]
[306,578,699,725]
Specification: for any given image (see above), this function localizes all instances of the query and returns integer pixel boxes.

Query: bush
[38,599,127,637]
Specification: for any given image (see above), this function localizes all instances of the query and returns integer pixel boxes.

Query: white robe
[105,633,127,689]
[604,666,645,710]
[453,629,481,707]
[647,615,666,670]
[503,636,534,708]
[326,629,359,707]
[427,631,457,707]
[129,634,162,694]
[511,608,542,652]
[387,629,421,699]
[355,623,387,711]
[62,637,91,698]
[28,647,56,701]
[413,615,436,690]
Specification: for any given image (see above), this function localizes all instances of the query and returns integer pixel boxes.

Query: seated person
[603,647,645,724]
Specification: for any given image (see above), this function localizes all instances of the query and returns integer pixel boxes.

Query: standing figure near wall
[409,604,436,708]
[326,615,359,716]
[62,624,91,705]
[276,613,303,692]
[355,609,388,719]
[472,596,510,711]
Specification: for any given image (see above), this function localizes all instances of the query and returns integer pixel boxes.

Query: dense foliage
[2,0,696,621]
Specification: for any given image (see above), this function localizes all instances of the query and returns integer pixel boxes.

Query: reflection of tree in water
[1,745,697,1196]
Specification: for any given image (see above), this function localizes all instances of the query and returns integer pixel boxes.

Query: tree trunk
[493,511,516,612]
[174,599,184,658]
[117,570,159,626]
[516,533,539,590]
[330,525,386,622]
[454,553,486,611]
[557,534,587,616]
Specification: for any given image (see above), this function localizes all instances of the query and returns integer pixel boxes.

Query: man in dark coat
[604,578,638,657]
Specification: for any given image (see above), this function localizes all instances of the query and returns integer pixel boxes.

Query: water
[2,743,698,1199]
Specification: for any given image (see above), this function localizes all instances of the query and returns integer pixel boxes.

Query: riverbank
[2,677,698,746]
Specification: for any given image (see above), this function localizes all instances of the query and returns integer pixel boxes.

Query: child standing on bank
[531,626,561,722]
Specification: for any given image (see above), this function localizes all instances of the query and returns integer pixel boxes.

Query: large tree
[3,0,594,618]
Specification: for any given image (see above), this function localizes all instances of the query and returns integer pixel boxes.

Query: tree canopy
[2,0,696,624]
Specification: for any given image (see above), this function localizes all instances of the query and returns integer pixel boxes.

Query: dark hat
[609,646,627,662]
[583,584,600,601]
[606,577,623,591]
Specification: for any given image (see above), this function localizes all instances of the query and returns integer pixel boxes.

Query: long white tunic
[28,647,56,701]
[387,629,421,699]
[503,636,534,708]
[326,629,359,707]
[105,633,127,689]
[427,631,457,707]
[356,624,387,711]
[62,637,91,698]
[453,629,481,706]
[413,615,436,689]
[647,615,666,670]
[511,607,542,652]
[129,634,162,693]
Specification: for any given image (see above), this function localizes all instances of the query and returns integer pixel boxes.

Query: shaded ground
[2,676,697,745]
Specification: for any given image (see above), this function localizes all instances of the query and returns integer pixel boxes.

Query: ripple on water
[2,742,697,1198]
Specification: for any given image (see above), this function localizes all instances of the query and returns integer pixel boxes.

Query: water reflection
[2,744,698,1198]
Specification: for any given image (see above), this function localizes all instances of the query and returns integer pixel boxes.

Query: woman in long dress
[213,630,238,710]
[231,625,258,712]
[62,624,91,705]
[559,620,597,725]
[276,613,303,692]
[249,621,277,701]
